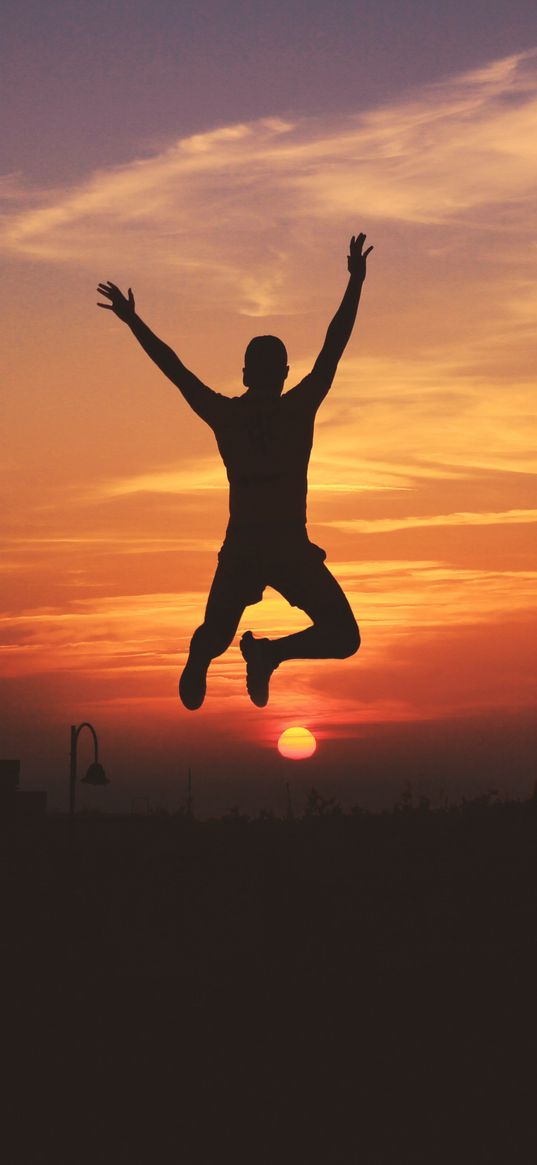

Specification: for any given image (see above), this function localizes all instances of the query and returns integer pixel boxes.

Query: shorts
[206,529,330,613]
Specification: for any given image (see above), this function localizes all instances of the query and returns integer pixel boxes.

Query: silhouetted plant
[173,805,195,821]
[303,787,342,818]
[460,789,499,814]
[394,781,414,813]
[257,808,277,822]
[222,805,250,824]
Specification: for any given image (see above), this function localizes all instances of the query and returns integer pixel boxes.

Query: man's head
[243,335,289,394]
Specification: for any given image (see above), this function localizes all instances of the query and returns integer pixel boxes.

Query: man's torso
[211,387,316,536]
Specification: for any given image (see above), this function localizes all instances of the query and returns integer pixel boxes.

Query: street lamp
[69,722,109,820]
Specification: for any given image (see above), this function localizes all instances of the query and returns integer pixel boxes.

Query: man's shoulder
[221,391,248,408]
[283,373,324,410]
[206,390,242,429]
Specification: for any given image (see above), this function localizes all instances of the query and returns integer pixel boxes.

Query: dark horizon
[6,705,536,817]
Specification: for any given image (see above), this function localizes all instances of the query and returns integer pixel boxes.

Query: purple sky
[4,0,537,185]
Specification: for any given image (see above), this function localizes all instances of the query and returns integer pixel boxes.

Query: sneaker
[240,631,276,707]
[179,650,209,710]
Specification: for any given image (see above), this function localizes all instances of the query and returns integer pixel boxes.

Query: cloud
[90,461,226,498]
[309,351,537,489]
[0,533,220,558]
[325,507,537,535]
[288,51,537,225]
[2,49,537,316]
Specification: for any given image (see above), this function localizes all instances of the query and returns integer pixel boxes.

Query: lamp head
[82,761,109,786]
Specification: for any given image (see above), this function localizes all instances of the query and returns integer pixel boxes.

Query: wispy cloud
[325,508,537,535]
[90,461,226,498]
[2,50,537,315]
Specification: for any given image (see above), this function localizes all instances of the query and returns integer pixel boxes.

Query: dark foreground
[3,798,536,1164]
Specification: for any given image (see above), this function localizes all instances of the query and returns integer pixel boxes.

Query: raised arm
[297,233,373,408]
[96,281,224,426]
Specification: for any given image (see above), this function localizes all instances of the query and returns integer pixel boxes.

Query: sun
[277,726,317,760]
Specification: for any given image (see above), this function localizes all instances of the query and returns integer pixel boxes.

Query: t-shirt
[204,376,325,538]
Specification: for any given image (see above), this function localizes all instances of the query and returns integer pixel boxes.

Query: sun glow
[277,727,317,760]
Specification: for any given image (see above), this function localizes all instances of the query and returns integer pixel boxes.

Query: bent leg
[239,561,360,707]
[188,602,245,662]
[270,563,360,665]
[180,601,245,711]
[180,563,248,710]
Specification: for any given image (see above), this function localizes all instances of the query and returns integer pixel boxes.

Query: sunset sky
[2,1,537,813]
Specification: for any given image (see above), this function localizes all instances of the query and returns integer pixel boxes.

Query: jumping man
[97,232,373,709]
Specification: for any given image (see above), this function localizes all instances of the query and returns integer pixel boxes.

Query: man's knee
[322,609,360,659]
[335,617,360,659]
[191,611,240,660]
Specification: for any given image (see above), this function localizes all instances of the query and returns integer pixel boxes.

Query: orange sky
[2,48,537,811]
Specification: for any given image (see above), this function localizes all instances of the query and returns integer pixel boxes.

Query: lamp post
[69,722,109,821]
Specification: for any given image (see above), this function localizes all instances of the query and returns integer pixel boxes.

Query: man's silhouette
[97,232,373,709]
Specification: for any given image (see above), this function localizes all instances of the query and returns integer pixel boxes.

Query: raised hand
[96,281,135,322]
[347,233,373,281]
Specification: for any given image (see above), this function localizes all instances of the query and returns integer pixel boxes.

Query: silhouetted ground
[3,796,536,1163]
